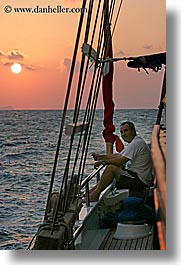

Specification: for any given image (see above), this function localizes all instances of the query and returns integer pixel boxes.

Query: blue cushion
[100,197,155,228]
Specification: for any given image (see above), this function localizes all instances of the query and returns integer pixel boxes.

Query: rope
[69,0,103,199]
[51,0,96,231]
[63,0,104,210]
[73,0,94,123]
[109,0,116,24]
[28,0,125,248]
[44,0,87,220]
[47,0,124,236]
[73,0,118,190]
[62,0,96,210]
[112,0,124,37]
[73,1,108,191]
[62,0,113,211]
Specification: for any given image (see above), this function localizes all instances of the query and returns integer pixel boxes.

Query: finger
[91,153,98,161]
[94,162,100,168]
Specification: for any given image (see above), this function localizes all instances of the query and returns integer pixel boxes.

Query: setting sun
[11,63,22,74]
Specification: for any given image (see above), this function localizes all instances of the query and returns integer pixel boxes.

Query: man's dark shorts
[116,169,148,192]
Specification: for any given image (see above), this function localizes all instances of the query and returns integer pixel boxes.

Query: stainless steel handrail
[80,164,105,206]
[80,164,105,188]
[67,164,105,248]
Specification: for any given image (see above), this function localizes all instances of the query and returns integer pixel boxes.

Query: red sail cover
[102,0,124,153]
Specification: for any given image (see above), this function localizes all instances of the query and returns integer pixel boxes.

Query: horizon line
[0,107,158,111]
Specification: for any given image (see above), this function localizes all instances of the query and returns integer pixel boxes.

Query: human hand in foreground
[91,153,102,161]
[94,161,103,168]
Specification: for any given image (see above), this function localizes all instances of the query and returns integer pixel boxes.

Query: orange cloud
[7,49,25,60]
[58,58,80,73]
[0,49,36,71]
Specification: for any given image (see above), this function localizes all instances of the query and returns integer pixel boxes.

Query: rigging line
[109,0,116,24]
[73,78,102,202]
[65,72,102,205]
[55,0,118,212]
[71,20,105,198]
[60,0,97,212]
[73,0,102,125]
[75,12,106,183]
[112,0,124,37]
[69,0,95,140]
[79,43,107,181]
[63,1,95,197]
[73,0,94,123]
[51,0,96,224]
[96,0,115,63]
[72,0,125,210]
[44,0,87,220]
[97,3,106,60]
[80,0,117,168]
[78,0,117,181]
[72,0,100,129]
[63,113,89,210]
[65,0,104,204]
[80,67,103,184]
[105,0,116,50]
[88,0,110,61]
[98,0,113,63]
[73,59,103,185]
[76,68,101,183]
[100,0,123,64]
[71,0,102,159]
[74,0,120,202]
[71,66,102,203]
[65,84,98,207]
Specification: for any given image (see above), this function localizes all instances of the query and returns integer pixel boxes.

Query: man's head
[120,121,136,143]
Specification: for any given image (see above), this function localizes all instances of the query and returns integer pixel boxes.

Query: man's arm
[102,156,129,167]
[94,155,129,168]
[92,153,120,161]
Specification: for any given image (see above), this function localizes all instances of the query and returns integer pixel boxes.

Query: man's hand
[91,153,102,161]
[94,161,103,168]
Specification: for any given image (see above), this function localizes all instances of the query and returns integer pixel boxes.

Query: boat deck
[76,192,155,250]
[99,228,154,250]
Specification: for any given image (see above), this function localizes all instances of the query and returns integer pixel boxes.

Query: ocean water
[0,109,166,250]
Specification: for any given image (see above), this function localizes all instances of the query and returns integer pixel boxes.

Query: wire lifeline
[58,0,104,211]
[61,0,96,212]
[50,0,125,236]
[112,0,124,37]
[71,0,104,177]
[78,0,118,184]
[61,0,107,212]
[50,0,97,232]
[73,0,94,123]
[61,0,113,214]
[44,0,87,221]
[65,0,104,207]
[77,1,108,184]
[68,2,123,197]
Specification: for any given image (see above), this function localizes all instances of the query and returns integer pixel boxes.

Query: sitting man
[89,121,153,202]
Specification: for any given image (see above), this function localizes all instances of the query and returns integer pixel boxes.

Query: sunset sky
[0,0,166,110]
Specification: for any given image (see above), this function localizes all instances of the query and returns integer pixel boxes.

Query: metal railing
[67,164,105,248]
[80,164,105,206]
